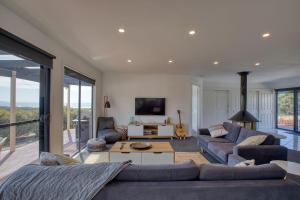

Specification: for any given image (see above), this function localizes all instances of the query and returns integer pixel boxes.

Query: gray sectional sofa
[94,162,300,200]
[197,122,288,165]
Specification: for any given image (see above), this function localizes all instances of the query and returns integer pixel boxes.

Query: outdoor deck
[0,129,77,180]
[0,141,39,180]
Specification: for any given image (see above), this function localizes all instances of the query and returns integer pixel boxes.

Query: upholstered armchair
[97,117,122,144]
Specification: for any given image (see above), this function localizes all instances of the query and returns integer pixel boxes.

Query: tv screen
[135,98,165,115]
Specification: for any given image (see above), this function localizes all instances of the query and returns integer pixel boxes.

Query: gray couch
[93,162,300,200]
[97,117,122,144]
[197,122,288,165]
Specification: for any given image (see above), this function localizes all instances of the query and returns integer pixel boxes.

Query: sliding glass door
[276,88,300,132]
[0,51,51,179]
[63,67,94,156]
[277,90,294,130]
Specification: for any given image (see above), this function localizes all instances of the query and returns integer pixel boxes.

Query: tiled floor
[258,128,300,151]
[277,130,300,151]
[258,128,300,163]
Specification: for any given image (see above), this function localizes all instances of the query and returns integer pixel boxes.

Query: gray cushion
[199,163,286,181]
[198,135,231,148]
[223,122,241,143]
[39,152,80,166]
[116,160,199,182]
[208,142,235,162]
[39,152,59,166]
[99,129,122,144]
[236,128,275,145]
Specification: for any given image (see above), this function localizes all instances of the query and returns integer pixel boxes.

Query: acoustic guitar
[176,110,187,139]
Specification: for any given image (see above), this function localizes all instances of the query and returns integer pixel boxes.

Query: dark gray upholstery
[198,128,211,135]
[233,145,288,165]
[236,128,276,145]
[223,122,241,143]
[93,163,300,200]
[197,122,287,165]
[93,180,300,200]
[198,135,231,148]
[97,117,122,144]
[116,161,199,182]
[208,142,235,162]
[199,163,286,181]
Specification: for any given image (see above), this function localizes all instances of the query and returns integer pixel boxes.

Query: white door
[229,90,240,118]
[259,90,275,130]
[192,85,200,134]
[215,90,229,124]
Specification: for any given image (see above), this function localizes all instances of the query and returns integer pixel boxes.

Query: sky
[0,76,39,106]
[0,76,92,108]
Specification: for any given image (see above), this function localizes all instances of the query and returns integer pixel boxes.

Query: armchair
[97,117,122,144]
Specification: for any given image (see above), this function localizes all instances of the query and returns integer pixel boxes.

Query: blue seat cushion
[198,135,231,149]
[208,142,235,162]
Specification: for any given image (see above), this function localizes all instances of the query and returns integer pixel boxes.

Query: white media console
[127,123,174,139]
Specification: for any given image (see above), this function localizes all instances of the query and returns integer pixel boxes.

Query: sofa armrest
[198,128,210,136]
[233,145,288,165]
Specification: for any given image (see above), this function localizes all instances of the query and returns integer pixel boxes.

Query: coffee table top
[271,160,300,176]
[110,142,174,153]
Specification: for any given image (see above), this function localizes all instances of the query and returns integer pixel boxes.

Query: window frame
[275,87,300,133]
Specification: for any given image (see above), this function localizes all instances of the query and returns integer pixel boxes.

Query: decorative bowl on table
[130,142,152,150]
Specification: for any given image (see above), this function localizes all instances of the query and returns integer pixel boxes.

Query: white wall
[0,4,103,154]
[103,72,203,136]
[202,80,275,130]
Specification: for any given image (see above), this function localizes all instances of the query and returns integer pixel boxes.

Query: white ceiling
[1,0,300,83]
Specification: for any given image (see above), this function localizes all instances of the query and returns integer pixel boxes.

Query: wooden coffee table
[109,142,174,165]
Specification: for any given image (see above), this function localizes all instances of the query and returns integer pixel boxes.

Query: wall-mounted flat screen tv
[135,98,165,115]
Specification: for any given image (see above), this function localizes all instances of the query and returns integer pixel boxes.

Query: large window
[0,51,52,179]
[276,88,300,132]
[63,67,95,156]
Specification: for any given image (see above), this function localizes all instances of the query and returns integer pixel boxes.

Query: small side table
[271,160,300,176]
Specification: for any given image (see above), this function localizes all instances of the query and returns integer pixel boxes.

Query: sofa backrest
[223,122,242,143]
[199,163,286,181]
[236,128,276,145]
[115,160,199,182]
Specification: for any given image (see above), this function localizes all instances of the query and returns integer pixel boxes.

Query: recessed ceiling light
[213,61,219,65]
[0,55,24,61]
[168,60,173,63]
[189,30,196,35]
[255,62,261,66]
[118,28,125,33]
[262,32,271,38]
[127,59,132,63]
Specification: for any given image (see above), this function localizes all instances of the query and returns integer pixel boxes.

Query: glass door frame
[275,87,300,133]
[0,28,55,152]
[64,67,95,155]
